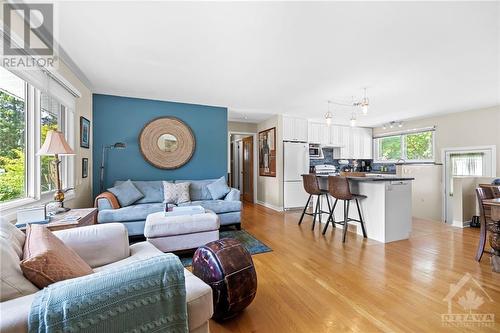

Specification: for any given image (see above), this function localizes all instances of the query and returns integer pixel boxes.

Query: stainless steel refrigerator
[283,141,310,209]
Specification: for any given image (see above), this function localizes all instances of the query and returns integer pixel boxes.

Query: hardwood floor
[210,203,500,333]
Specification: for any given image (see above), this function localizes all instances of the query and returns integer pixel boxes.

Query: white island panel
[313,177,413,243]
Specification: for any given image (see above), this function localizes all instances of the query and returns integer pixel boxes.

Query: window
[40,93,63,193]
[0,68,26,202]
[0,66,74,205]
[374,130,435,162]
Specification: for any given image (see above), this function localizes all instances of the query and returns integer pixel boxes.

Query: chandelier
[324,88,370,127]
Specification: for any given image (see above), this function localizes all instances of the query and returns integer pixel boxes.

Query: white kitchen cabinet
[339,126,352,158]
[339,126,372,159]
[361,127,373,159]
[283,115,308,142]
[308,122,329,144]
[305,119,373,159]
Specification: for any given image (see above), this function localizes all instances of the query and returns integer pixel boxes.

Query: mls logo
[3,3,54,56]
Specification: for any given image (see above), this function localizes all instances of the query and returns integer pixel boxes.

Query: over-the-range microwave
[309,144,323,158]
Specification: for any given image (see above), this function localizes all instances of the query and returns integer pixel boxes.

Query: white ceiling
[57,1,499,126]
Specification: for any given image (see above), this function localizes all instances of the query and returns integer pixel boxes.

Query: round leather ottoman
[192,238,257,321]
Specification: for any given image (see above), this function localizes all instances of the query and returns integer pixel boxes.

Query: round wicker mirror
[139,117,195,169]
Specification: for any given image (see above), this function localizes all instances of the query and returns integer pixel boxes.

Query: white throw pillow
[163,181,191,204]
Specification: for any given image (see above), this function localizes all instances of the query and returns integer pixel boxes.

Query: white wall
[256,115,283,210]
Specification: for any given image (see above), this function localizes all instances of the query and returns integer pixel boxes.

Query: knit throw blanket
[29,254,188,333]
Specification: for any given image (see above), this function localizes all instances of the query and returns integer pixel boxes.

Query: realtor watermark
[442,273,495,328]
[1,2,59,69]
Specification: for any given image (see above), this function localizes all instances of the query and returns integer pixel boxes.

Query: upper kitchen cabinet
[308,122,342,146]
[282,115,308,142]
[340,126,373,159]
[308,122,329,144]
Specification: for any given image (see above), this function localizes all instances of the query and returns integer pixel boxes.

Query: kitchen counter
[315,174,415,182]
[313,175,413,243]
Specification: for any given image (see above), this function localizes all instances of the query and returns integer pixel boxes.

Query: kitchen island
[312,175,415,243]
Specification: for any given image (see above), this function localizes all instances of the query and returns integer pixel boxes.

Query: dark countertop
[315,174,415,182]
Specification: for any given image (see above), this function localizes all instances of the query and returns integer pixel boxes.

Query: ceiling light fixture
[360,88,369,115]
[326,88,370,126]
[325,100,333,126]
[350,113,357,127]
[381,121,403,130]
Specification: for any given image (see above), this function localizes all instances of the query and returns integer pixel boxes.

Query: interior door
[444,148,493,224]
[242,136,254,203]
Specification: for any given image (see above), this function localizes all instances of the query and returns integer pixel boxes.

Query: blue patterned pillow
[207,177,231,200]
[107,180,144,207]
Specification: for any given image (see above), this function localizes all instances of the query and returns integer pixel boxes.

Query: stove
[314,164,337,175]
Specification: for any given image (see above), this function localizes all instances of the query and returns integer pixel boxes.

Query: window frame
[0,73,75,211]
[373,129,436,163]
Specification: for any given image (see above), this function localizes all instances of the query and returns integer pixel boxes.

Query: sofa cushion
[115,180,165,204]
[93,241,213,331]
[108,180,144,207]
[0,222,38,302]
[175,179,217,201]
[98,203,164,223]
[163,181,190,204]
[179,200,241,214]
[207,176,231,200]
[53,224,130,269]
[20,225,93,289]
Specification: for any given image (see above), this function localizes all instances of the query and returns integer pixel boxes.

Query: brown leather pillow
[20,225,93,288]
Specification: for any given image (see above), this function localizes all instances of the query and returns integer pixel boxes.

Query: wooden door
[242,136,254,203]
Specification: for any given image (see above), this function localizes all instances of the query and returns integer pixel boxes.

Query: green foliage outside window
[379,136,401,160]
[377,131,434,161]
[405,131,433,160]
[0,91,25,202]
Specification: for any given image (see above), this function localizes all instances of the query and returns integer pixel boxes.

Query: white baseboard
[256,200,283,212]
[452,219,470,228]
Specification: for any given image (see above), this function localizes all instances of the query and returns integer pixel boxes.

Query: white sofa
[0,222,213,333]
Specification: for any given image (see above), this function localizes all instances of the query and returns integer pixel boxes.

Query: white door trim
[441,145,496,224]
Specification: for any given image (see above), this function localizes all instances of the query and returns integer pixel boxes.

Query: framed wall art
[258,127,276,177]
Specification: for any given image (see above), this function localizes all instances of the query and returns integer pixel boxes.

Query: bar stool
[324,176,367,242]
[298,174,332,230]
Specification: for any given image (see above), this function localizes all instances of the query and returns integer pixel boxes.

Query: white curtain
[451,153,484,176]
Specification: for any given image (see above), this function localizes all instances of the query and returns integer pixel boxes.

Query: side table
[18,208,97,232]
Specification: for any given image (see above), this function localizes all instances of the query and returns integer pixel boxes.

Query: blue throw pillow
[207,177,231,200]
[107,180,144,207]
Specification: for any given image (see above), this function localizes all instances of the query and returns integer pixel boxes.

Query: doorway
[229,133,256,203]
[443,146,496,224]
[242,136,254,203]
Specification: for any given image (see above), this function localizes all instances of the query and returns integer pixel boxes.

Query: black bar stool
[299,174,332,230]
[324,176,367,242]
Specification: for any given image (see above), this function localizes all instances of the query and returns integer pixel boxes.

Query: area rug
[179,229,272,267]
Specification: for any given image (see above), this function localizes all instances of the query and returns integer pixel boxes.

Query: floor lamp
[100,142,127,193]
[37,130,75,213]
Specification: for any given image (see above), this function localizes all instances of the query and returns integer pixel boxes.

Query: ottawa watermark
[442,273,495,328]
[1,2,59,70]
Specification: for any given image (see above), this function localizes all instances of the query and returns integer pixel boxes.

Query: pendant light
[325,100,333,126]
[361,88,369,115]
[350,113,357,127]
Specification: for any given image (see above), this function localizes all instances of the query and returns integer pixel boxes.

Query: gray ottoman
[144,210,220,252]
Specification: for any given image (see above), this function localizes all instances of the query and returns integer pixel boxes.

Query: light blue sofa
[95,179,241,236]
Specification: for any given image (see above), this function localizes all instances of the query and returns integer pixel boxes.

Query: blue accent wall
[92,94,227,197]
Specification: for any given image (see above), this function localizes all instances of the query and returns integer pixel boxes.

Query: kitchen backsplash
[309,148,396,173]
